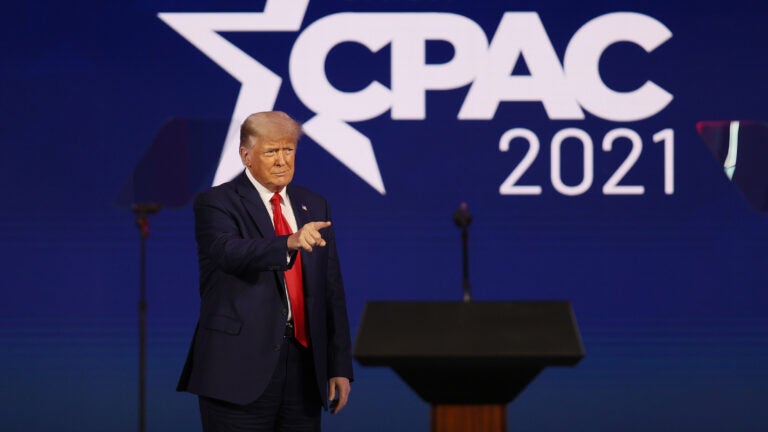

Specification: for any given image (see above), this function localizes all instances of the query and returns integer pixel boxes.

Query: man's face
[241,138,296,193]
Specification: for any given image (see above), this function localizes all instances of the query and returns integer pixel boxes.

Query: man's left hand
[328,377,351,414]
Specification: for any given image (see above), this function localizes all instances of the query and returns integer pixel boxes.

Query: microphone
[453,202,472,229]
[453,202,472,302]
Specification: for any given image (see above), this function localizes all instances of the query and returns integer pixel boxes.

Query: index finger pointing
[309,221,332,230]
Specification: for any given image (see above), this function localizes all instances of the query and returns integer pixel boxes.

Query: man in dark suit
[177,111,353,431]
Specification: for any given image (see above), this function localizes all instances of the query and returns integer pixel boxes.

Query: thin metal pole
[453,202,472,302]
[132,203,159,432]
[138,215,148,432]
[461,225,471,302]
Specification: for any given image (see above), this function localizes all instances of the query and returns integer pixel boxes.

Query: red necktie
[270,193,308,347]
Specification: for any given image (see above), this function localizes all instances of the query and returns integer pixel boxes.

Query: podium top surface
[353,301,584,366]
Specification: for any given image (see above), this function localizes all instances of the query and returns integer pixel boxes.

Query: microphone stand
[132,203,160,432]
[453,203,473,302]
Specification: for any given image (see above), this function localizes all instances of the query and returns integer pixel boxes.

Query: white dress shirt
[245,169,298,321]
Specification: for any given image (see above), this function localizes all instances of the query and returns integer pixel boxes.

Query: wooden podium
[353,301,584,432]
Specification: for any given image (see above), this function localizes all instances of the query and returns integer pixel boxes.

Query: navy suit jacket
[177,172,353,406]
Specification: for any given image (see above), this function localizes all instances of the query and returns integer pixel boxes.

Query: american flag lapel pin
[301,204,308,211]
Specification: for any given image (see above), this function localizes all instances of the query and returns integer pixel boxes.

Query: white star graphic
[158,0,386,194]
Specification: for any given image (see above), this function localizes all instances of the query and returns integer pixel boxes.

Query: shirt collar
[244,169,288,206]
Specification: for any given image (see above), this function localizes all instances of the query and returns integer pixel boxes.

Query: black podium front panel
[353,301,584,404]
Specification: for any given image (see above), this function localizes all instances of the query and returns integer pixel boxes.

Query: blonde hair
[240,111,302,149]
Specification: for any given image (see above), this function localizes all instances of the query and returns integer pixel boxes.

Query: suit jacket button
[281,308,288,316]
[273,344,281,351]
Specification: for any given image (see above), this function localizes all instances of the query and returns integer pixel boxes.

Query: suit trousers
[198,331,322,432]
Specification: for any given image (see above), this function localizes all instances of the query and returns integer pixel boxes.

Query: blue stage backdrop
[2,1,768,431]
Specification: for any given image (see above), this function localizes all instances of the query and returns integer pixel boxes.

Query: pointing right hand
[288,221,332,252]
